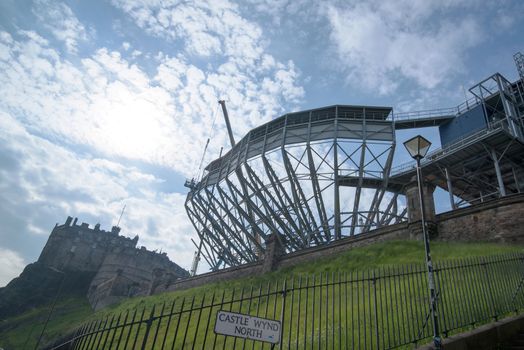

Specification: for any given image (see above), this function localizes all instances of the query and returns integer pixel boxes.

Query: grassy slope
[95,241,524,336]
[0,297,92,349]
[1,240,523,349]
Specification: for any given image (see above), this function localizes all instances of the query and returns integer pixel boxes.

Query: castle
[38,216,189,310]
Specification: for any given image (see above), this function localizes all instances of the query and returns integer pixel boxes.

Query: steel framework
[186,70,524,271]
[391,73,524,208]
[185,106,407,269]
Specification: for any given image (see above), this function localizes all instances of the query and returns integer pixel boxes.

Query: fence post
[510,254,524,313]
[372,271,380,349]
[481,257,497,321]
[278,278,287,350]
[140,305,156,350]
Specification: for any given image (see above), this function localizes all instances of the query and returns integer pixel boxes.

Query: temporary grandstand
[185,54,524,271]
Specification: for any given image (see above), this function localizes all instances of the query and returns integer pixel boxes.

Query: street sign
[214,310,281,344]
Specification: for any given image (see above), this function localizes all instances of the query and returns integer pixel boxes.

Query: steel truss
[391,72,524,208]
[186,71,524,271]
[186,106,407,270]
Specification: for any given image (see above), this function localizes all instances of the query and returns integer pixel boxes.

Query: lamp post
[403,135,441,349]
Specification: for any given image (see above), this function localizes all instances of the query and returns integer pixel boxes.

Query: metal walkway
[392,97,480,129]
[390,76,524,207]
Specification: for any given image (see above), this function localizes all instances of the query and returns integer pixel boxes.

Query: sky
[0,0,523,286]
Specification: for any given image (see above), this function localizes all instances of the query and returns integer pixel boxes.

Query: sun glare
[101,98,165,159]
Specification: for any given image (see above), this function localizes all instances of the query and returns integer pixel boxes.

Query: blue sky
[0,0,523,285]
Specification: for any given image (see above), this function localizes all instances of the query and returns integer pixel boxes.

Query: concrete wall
[156,194,524,295]
[153,262,263,294]
[417,313,524,350]
[277,222,410,270]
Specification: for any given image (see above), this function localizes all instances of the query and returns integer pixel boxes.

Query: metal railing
[390,120,508,176]
[393,97,480,122]
[48,253,524,350]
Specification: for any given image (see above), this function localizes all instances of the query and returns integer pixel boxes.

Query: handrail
[392,97,480,121]
[391,121,507,175]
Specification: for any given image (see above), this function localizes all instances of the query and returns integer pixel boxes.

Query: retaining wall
[154,193,524,295]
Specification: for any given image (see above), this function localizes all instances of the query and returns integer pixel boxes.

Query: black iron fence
[48,253,524,349]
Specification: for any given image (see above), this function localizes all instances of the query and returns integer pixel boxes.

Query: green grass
[0,297,92,349]
[1,240,523,349]
[92,240,524,317]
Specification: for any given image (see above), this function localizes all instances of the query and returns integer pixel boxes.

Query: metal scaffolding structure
[515,52,524,81]
[186,70,524,271]
[391,73,524,207]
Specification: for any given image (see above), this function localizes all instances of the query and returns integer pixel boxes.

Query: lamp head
[403,135,431,160]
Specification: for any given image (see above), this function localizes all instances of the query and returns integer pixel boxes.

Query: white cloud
[0,28,303,178]
[326,0,483,94]
[0,1,305,275]
[0,248,26,287]
[32,0,89,54]
[111,0,256,59]
[0,111,196,270]
[110,0,304,101]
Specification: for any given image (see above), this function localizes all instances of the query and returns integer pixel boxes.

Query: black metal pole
[35,270,65,349]
[416,157,441,349]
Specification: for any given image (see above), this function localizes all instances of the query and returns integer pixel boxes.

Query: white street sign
[214,310,281,344]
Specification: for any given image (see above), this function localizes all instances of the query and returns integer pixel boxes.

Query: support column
[405,176,437,238]
[333,118,341,240]
[490,148,506,197]
[444,167,457,210]
[513,167,521,193]
[262,233,284,273]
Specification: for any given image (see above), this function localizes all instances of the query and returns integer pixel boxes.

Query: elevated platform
[391,121,524,204]
[394,115,454,129]
[393,98,480,130]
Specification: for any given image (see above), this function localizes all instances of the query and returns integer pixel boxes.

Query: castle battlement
[59,215,121,234]
[52,216,136,245]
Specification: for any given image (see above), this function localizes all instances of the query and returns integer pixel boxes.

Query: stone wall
[155,194,524,295]
[88,245,189,310]
[38,217,137,272]
[277,222,410,270]
[153,262,263,294]
[437,194,524,243]
[155,222,411,294]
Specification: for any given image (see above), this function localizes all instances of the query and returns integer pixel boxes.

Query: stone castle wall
[88,244,188,310]
[38,216,137,272]
[37,216,189,309]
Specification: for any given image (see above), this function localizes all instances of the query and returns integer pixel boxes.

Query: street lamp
[403,135,441,349]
